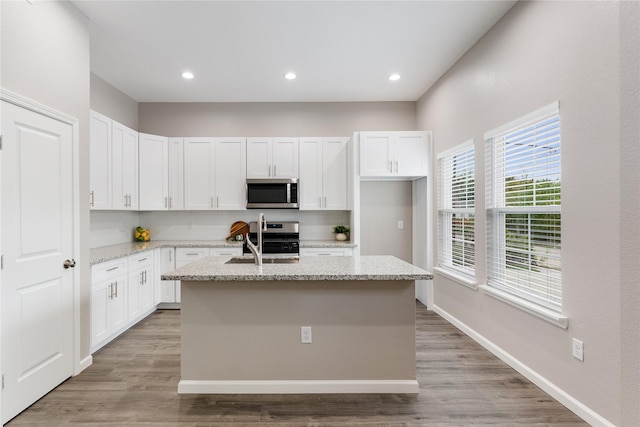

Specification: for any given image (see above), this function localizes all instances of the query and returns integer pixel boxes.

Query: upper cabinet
[359,131,430,179]
[184,137,247,210]
[90,110,138,210]
[247,137,298,178]
[168,138,184,210]
[299,137,349,210]
[138,133,169,210]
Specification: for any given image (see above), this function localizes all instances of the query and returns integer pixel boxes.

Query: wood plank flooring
[7,302,588,426]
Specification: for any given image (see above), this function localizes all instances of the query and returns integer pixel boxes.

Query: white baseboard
[77,355,92,374]
[178,379,419,395]
[432,304,615,427]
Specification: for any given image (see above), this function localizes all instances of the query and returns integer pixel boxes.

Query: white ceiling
[72,1,516,103]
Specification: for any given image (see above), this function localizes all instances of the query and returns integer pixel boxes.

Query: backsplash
[90,210,350,248]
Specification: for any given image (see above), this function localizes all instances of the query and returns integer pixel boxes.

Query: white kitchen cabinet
[139,132,169,210]
[156,247,177,304]
[299,137,349,210]
[359,131,430,178]
[209,247,243,257]
[127,252,155,323]
[112,121,138,210]
[91,258,128,352]
[300,247,354,256]
[89,111,112,209]
[184,137,246,210]
[168,138,184,210]
[247,137,298,178]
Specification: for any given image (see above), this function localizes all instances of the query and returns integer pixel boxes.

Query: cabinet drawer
[128,251,153,268]
[176,248,209,261]
[92,258,127,282]
[300,248,353,256]
[209,247,242,257]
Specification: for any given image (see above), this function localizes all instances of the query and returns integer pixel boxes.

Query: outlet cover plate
[572,338,584,361]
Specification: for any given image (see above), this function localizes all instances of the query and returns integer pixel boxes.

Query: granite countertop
[90,240,357,265]
[161,255,432,282]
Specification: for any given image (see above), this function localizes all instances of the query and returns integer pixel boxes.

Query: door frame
[0,90,84,386]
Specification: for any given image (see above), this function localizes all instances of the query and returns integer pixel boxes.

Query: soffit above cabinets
[72,0,516,103]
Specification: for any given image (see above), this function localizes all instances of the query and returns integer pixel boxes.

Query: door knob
[63,259,76,269]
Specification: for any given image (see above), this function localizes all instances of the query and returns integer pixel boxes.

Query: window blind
[485,103,562,311]
[438,141,475,276]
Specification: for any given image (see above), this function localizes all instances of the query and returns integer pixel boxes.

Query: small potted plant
[333,225,350,241]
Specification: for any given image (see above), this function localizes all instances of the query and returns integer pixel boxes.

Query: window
[438,140,475,278]
[485,102,561,312]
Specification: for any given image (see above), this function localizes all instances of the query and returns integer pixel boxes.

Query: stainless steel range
[243,221,299,257]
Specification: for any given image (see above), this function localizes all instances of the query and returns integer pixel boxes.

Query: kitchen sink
[225,257,299,265]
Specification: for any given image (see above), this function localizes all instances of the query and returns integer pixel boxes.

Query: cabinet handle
[164,197,168,208]
[169,196,172,209]
[106,266,120,272]
[268,164,272,177]
[389,161,393,172]
[144,270,148,284]
[324,196,327,208]
[108,283,113,299]
[211,197,214,208]
[114,282,118,298]
[90,191,95,207]
[138,257,148,262]
[318,196,322,208]
[186,252,199,256]
[274,164,277,177]
[395,160,399,173]
[216,196,219,208]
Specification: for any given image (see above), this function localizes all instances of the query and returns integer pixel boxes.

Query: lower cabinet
[300,247,354,256]
[128,252,155,323]
[91,258,128,353]
[157,247,177,305]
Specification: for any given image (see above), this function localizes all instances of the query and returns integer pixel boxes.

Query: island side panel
[180,280,416,385]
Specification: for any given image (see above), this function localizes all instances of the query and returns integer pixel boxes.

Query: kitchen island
[162,255,432,395]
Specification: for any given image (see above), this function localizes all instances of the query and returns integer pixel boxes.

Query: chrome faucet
[245,212,267,265]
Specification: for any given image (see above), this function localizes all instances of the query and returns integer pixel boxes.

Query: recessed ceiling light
[389,74,401,81]
[182,71,194,80]
[284,72,297,80]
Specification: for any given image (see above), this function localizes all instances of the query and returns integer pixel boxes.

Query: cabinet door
[110,277,127,333]
[112,121,138,210]
[128,267,143,321]
[139,133,169,210]
[91,280,110,348]
[139,265,154,314]
[168,138,184,210]
[246,138,272,178]
[322,138,349,210]
[359,133,393,177]
[184,138,214,210]
[214,138,246,209]
[272,138,298,178]
[298,138,323,210]
[157,248,176,304]
[89,111,112,209]
[395,133,429,176]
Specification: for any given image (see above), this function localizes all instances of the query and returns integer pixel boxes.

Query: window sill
[435,267,478,290]
[479,284,569,329]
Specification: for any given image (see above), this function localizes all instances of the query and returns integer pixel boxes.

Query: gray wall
[90,73,139,130]
[359,181,413,263]
[139,102,416,137]
[417,1,638,424]
[1,1,92,365]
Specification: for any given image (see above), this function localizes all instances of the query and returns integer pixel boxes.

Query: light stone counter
[90,240,355,265]
[162,255,432,282]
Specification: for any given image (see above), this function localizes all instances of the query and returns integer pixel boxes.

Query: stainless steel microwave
[246,178,299,209]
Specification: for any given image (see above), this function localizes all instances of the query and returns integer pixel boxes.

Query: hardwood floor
[7,302,588,426]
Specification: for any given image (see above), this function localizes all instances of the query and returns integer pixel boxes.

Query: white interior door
[1,100,75,423]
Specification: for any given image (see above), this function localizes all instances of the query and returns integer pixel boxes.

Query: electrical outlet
[301,326,312,344]
[572,338,584,361]
[397,220,404,230]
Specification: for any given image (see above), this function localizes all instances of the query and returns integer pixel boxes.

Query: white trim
[436,138,474,160]
[432,305,614,427]
[178,379,419,395]
[484,101,559,141]
[0,88,83,376]
[78,356,93,373]
[434,267,478,290]
[479,284,568,329]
